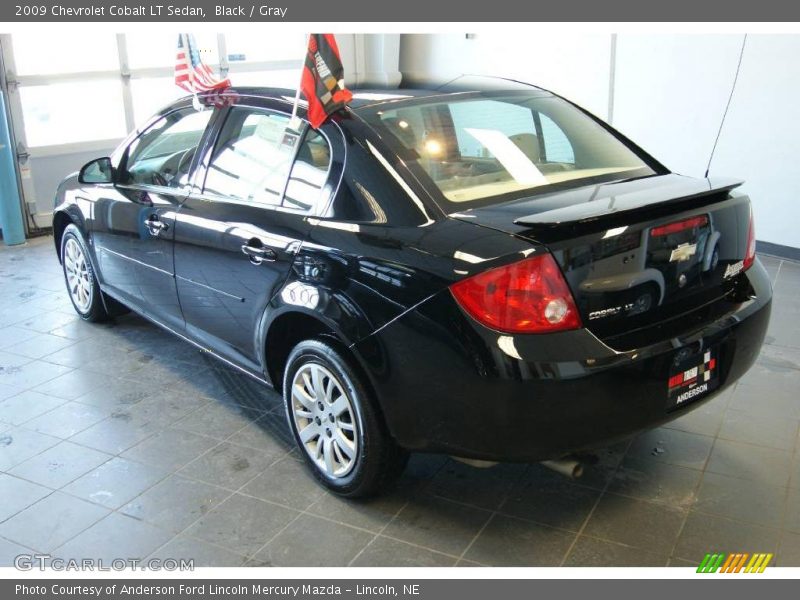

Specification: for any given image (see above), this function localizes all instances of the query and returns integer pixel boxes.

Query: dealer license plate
[667,347,719,410]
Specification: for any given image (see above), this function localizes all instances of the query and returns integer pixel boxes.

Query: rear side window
[283,129,332,213]
[203,108,332,214]
[203,109,295,206]
[122,108,213,189]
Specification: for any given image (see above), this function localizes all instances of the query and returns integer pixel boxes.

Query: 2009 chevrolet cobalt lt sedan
[53,76,771,497]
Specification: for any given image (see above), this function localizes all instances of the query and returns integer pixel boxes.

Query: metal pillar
[0,89,25,245]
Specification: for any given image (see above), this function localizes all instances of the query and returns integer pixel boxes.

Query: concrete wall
[399,33,800,249]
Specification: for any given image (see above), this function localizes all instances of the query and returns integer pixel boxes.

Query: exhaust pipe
[541,458,584,479]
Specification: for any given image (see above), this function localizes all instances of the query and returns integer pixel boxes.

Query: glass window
[450,100,536,158]
[539,113,575,164]
[224,33,306,64]
[130,77,186,127]
[126,33,219,70]
[19,80,126,147]
[12,33,119,75]
[361,93,656,210]
[284,130,332,213]
[122,108,213,188]
[225,69,303,90]
[203,108,296,206]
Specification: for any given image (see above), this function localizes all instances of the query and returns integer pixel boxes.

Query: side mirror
[78,157,114,184]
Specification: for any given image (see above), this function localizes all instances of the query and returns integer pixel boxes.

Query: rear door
[92,106,216,329]
[173,100,338,370]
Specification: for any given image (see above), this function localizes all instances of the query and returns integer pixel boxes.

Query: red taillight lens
[743,206,756,271]
[450,254,582,334]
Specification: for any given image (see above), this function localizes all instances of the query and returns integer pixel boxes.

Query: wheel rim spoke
[310,366,326,399]
[323,439,335,474]
[298,423,318,444]
[323,376,335,402]
[301,371,315,398]
[314,437,324,460]
[334,430,355,459]
[332,440,346,464]
[330,395,349,418]
[293,383,315,409]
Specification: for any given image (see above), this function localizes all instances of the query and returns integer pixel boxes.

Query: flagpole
[289,33,310,132]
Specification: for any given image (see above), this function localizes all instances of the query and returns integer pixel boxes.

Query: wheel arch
[52,210,74,262]
[52,207,87,263]
[263,309,347,394]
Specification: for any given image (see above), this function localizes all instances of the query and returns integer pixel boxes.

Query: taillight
[743,206,756,271]
[450,254,582,334]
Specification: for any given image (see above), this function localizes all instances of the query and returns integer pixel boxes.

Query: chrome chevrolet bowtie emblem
[670,243,698,263]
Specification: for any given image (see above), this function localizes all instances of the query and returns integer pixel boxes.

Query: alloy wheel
[64,237,92,313]
[290,362,359,478]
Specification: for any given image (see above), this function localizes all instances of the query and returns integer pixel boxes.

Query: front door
[92,106,215,329]
[174,103,335,370]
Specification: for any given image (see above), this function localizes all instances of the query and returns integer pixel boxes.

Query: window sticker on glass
[281,131,301,152]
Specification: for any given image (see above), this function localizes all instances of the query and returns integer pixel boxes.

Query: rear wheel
[283,339,408,497]
[61,225,111,322]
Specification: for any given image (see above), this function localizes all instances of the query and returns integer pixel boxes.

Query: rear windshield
[359,92,658,211]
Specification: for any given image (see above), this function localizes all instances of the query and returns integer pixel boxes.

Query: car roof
[214,75,552,111]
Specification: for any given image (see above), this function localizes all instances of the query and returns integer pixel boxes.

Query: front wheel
[61,224,110,322]
[283,339,408,497]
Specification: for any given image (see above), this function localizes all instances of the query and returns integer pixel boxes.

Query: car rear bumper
[352,258,772,462]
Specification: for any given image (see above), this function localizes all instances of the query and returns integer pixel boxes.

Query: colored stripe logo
[697,552,773,573]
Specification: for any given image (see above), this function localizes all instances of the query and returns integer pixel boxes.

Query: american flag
[174,33,230,93]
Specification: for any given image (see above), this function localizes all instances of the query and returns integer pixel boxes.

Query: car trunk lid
[449,174,753,345]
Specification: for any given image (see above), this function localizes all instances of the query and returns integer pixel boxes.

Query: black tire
[60,224,111,322]
[283,339,408,497]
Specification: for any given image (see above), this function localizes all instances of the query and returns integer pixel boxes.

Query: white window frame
[0,32,301,159]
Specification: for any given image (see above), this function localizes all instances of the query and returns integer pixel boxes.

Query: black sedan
[53,76,772,497]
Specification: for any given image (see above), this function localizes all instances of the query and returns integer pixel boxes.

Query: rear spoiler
[514,178,744,230]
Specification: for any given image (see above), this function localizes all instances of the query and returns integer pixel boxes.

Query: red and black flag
[301,34,353,129]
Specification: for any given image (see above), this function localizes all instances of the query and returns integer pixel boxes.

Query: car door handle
[241,242,277,265]
[144,215,168,236]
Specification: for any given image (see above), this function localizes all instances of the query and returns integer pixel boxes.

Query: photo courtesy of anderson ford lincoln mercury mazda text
[52,76,772,497]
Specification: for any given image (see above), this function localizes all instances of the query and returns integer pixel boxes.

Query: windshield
[359,92,658,211]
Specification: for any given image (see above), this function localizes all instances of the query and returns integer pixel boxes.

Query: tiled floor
[1,236,799,568]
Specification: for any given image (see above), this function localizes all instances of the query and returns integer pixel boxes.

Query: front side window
[203,107,332,213]
[361,93,656,210]
[122,108,213,189]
